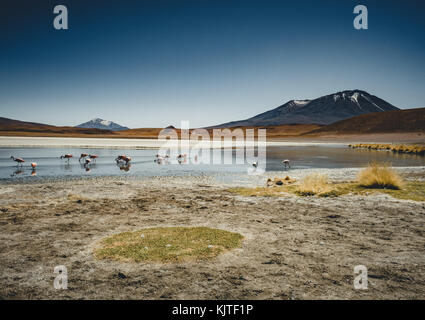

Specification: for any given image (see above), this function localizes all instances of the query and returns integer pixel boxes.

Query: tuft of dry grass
[357,162,403,190]
[296,173,335,196]
[94,227,243,263]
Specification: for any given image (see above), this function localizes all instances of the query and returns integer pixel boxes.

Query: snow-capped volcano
[211,90,399,127]
[76,118,129,131]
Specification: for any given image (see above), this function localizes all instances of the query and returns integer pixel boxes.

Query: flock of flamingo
[9,153,133,174]
[8,152,291,176]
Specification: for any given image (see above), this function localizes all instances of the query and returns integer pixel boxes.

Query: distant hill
[212,90,399,127]
[76,118,129,131]
[304,107,425,135]
[0,117,113,135]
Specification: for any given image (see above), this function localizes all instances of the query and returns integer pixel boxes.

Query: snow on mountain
[76,118,129,131]
[210,90,399,127]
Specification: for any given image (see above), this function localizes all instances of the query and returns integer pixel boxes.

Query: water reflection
[61,163,72,171]
[11,168,24,177]
[117,163,131,172]
[10,167,37,177]
[81,162,96,172]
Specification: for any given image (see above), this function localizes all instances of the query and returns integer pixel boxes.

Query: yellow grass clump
[296,173,334,196]
[357,162,403,190]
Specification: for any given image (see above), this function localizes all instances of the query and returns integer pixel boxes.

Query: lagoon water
[0,145,424,180]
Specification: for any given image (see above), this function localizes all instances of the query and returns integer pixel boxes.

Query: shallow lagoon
[0,145,424,180]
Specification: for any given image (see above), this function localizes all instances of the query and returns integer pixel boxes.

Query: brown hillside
[0,117,114,135]
[304,108,425,135]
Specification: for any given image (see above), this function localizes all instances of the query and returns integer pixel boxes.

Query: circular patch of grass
[94,227,243,263]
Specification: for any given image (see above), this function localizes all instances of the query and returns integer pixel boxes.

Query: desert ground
[0,167,424,300]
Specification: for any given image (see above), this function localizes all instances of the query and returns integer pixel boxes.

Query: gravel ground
[0,167,424,299]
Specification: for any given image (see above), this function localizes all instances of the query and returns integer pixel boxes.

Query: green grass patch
[94,227,243,263]
[379,181,425,201]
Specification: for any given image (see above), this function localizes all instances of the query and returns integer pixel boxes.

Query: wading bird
[79,153,89,162]
[116,155,131,165]
[282,159,290,169]
[88,154,98,162]
[10,156,25,167]
[60,154,73,162]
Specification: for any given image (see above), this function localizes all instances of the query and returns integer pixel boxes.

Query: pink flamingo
[10,156,25,167]
[115,155,131,165]
[60,154,73,163]
[89,154,98,162]
[79,153,89,162]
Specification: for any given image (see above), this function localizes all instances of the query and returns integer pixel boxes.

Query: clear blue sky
[0,0,424,128]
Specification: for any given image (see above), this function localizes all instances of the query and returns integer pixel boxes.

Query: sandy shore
[0,168,424,299]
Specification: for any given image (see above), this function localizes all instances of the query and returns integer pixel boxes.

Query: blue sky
[0,0,424,128]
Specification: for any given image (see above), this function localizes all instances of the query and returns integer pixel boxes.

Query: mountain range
[1,90,423,137]
[76,118,129,131]
[212,90,399,127]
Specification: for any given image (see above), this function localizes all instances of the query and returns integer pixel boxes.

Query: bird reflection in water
[81,158,95,172]
[11,169,24,177]
[117,163,131,172]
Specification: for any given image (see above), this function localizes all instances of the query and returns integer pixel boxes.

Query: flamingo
[79,153,89,162]
[10,156,25,167]
[116,155,131,165]
[60,154,73,162]
[88,154,98,162]
[282,159,290,169]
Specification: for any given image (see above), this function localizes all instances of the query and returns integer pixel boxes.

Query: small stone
[166,244,172,247]
[320,241,325,245]
[140,234,145,238]
[207,245,214,248]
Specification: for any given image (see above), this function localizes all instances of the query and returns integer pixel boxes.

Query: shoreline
[0,136,347,149]
[1,133,424,149]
